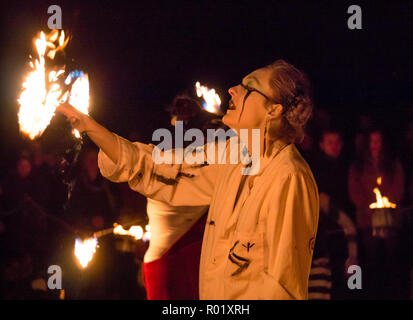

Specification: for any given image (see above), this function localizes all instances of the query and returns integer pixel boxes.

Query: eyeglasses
[239,83,273,102]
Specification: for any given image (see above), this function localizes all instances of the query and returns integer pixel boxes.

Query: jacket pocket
[224,230,265,281]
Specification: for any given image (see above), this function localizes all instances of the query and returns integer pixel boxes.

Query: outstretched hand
[56,102,89,133]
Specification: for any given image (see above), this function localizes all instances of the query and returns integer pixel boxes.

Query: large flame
[17,30,89,140]
[369,177,396,209]
[195,81,221,114]
[74,237,98,269]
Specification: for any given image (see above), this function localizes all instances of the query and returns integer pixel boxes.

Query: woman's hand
[57,102,120,163]
[56,102,91,133]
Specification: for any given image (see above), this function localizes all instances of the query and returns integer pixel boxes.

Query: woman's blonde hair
[265,59,313,143]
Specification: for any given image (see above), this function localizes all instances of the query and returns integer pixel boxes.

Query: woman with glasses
[57,59,319,299]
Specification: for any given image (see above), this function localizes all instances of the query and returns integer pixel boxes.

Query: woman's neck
[242,127,289,158]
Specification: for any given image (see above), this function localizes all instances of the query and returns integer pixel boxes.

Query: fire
[112,223,151,241]
[369,177,396,209]
[143,224,151,242]
[113,223,144,240]
[65,71,90,138]
[17,30,89,140]
[195,81,221,114]
[74,237,98,269]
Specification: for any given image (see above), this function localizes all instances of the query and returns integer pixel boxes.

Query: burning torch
[369,177,398,238]
[17,30,90,206]
[74,222,151,269]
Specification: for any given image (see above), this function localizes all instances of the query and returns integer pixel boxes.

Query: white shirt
[98,134,319,299]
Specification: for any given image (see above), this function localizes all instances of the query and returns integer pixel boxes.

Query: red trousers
[143,214,207,300]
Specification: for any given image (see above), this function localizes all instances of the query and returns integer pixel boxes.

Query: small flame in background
[113,223,151,241]
[74,237,98,269]
[17,30,90,140]
[195,81,221,114]
[73,223,151,269]
[369,177,396,209]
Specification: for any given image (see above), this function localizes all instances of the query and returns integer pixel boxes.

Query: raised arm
[57,103,120,163]
[57,102,220,207]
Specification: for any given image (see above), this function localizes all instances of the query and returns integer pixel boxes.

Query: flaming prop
[74,223,151,269]
[195,81,221,114]
[113,223,151,241]
[369,177,397,238]
[113,223,144,240]
[17,30,90,140]
[64,70,90,138]
[74,237,98,269]
[369,177,396,209]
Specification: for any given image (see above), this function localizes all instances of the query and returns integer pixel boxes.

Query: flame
[113,223,144,240]
[18,31,64,139]
[17,30,89,140]
[377,177,382,185]
[369,177,396,209]
[74,237,98,269]
[143,224,151,242]
[66,72,90,138]
[195,81,221,114]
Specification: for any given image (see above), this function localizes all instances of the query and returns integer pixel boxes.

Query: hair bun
[266,59,313,143]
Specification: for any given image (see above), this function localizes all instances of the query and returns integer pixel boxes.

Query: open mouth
[228,100,236,110]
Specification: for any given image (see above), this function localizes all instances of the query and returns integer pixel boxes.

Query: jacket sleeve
[259,170,319,300]
[97,133,219,206]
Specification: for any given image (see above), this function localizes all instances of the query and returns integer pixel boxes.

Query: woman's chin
[222,112,236,128]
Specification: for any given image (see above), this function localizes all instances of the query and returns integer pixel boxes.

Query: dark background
[0,0,412,301]
[1,0,413,160]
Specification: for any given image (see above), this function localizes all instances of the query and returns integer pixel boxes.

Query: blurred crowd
[1,101,413,300]
[299,107,413,300]
[0,138,149,299]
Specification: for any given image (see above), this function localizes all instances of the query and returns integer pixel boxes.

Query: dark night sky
[1,0,413,160]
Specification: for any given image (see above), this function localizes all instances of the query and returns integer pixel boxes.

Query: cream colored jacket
[98,134,319,300]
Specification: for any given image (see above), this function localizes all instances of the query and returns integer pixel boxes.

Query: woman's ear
[267,104,283,120]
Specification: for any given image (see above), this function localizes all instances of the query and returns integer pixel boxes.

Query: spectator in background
[298,108,333,166]
[309,128,357,299]
[312,129,353,215]
[348,129,405,298]
[349,129,404,230]
[309,192,358,300]
[353,114,375,159]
